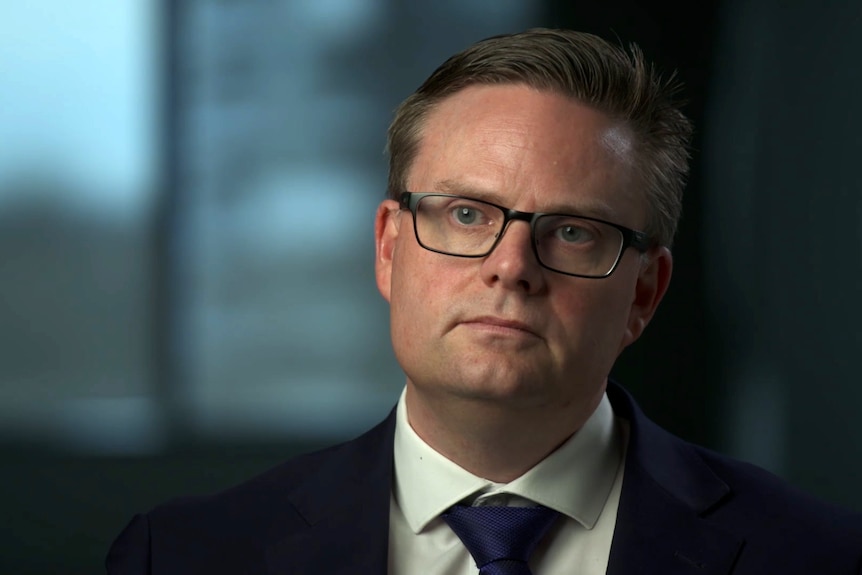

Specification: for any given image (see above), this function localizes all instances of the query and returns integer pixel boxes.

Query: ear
[374,199,402,303]
[620,246,673,351]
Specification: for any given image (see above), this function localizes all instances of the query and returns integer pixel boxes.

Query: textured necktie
[442,504,560,575]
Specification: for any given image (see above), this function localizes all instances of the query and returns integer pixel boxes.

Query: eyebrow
[432,179,621,221]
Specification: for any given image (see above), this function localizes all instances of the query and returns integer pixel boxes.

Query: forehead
[408,84,641,222]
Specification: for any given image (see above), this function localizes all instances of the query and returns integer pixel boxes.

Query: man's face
[375,84,671,415]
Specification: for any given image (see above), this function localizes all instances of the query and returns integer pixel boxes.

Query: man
[107,28,862,574]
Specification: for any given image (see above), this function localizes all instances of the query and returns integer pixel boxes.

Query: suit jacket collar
[605,382,743,575]
[266,381,744,574]
[266,412,396,574]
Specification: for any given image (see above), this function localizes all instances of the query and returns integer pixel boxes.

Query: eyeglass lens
[413,194,625,277]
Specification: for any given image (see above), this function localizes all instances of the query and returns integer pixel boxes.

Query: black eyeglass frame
[399,192,654,279]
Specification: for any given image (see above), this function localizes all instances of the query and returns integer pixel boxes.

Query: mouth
[459,316,541,338]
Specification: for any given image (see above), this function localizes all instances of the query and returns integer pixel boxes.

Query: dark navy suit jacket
[106,383,862,574]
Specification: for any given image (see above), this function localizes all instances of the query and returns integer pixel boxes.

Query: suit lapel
[263,383,747,574]
[606,383,744,575]
[265,411,396,575]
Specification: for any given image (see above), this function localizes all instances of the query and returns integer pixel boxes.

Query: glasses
[399,192,652,279]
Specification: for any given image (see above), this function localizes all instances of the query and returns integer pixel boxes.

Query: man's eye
[556,225,593,243]
[453,207,480,225]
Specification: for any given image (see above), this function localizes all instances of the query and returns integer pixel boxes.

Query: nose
[479,220,546,294]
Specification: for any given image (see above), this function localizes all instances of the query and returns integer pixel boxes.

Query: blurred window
[0,1,159,453]
[0,0,535,453]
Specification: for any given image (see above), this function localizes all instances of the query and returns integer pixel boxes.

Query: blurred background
[1,0,860,572]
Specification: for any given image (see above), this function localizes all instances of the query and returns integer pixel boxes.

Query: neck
[404,381,605,483]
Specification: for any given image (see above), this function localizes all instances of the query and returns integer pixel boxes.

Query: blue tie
[442,505,560,575]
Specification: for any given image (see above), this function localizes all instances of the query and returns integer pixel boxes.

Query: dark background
[1,1,861,573]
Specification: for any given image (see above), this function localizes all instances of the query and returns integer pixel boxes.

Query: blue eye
[453,206,479,225]
[556,225,593,243]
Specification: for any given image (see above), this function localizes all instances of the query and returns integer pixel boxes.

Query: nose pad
[481,221,545,293]
[491,218,525,246]
[491,220,535,257]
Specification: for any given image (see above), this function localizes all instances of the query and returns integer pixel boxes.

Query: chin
[446,366,558,407]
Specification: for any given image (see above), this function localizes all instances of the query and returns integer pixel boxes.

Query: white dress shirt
[388,387,627,575]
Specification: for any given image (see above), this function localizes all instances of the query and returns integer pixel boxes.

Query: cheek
[392,239,469,303]
[387,244,462,377]
[549,281,633,352]
[390,243,428,305]
[389,243,442,336]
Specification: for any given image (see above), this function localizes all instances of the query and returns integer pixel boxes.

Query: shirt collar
[392,387,624,534]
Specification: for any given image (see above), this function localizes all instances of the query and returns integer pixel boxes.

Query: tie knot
[442,505,560,574]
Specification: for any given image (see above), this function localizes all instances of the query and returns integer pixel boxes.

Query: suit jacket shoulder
[605,382,862,574]
[106,384,862,574]
[106,412,396,575]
